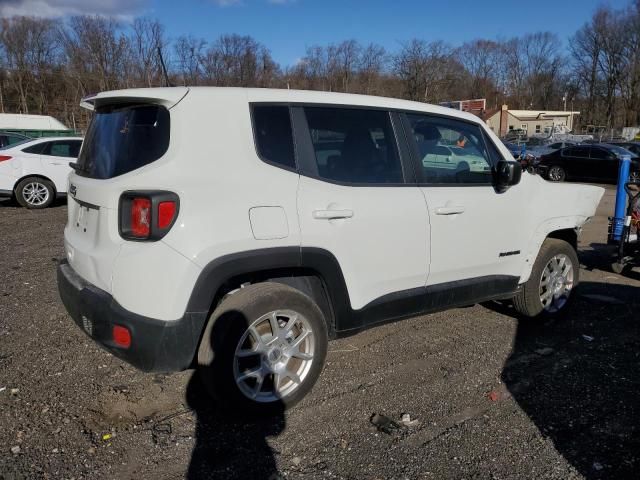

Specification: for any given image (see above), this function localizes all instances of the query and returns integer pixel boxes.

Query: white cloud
[0,0,148,19]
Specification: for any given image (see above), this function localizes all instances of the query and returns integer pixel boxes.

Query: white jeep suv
[57,87,604,413]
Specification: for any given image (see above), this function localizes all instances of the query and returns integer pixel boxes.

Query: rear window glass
[252,105,296,170]
[76,104,170,179]
[22,142,48,154]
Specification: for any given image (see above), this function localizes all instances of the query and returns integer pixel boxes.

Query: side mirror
[495,160,522,193]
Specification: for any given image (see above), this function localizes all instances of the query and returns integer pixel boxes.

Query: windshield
[76,104,170,179]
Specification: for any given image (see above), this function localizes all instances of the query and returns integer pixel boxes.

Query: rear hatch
[65,87,188,292]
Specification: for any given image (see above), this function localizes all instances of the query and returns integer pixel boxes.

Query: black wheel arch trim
[14,174,57,195]
[186,247,351,336]
[186,247,520,337]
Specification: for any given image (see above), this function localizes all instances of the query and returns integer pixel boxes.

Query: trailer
[0,113,77,138]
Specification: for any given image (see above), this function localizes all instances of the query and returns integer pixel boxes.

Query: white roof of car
[82,86,484,125]
[24,136,82,143]
[3,136,83,151]
[0,113,69,131]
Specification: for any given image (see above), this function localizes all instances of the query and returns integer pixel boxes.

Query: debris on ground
[487,383,512,402]
[10,446,20,455]
[400,413,420,427]
[370,413,401,434]
[101,433,112,441]
[582,335,595,342]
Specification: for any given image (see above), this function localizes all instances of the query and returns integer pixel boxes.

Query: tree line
[1,0,639,133]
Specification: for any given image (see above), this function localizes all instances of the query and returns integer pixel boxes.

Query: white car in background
[0,136,83,208]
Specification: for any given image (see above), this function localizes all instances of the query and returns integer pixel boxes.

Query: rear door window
[589,148,611,160]
[303,107,403,184]
[563,147,589,158]
[76,104,170,179]
[43,140,82,158]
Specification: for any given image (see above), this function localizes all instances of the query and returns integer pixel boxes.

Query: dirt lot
[1,185,639,480]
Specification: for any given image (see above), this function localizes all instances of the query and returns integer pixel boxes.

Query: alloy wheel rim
[549,167,563,181]
[23,182,49,206]
[539,253,574,312]
[233,309,315,403]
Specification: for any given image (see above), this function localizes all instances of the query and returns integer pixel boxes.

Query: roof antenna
[157,46,173,87]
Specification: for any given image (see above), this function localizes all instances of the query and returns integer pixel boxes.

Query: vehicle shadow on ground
[185,310,285,480]
[582,243,640,282]
[0,197,67,209]
[489,281,640,478]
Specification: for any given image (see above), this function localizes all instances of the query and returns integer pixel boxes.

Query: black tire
[197,282,328,414]
[15,176,55,209]
[513,238,579,318]
[546,165,566,182]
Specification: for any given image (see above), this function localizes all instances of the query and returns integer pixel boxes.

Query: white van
[57,87,603,413]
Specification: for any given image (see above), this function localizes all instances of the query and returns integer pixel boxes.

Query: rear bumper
[57,260,207,372]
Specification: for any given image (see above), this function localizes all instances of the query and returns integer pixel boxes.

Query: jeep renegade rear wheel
[513,238,578,317]
[197,282,328,413]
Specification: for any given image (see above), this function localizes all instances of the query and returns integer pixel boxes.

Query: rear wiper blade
[69,162,87,173]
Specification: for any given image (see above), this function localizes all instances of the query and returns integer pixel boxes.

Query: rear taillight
[158,201,177,229]
[119,191,179,241]
[0,155,12,162]
[130,198,151,237]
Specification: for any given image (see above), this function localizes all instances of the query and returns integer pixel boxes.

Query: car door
[561,146,589,179]
[589,146,618,182]
[295,106,429,330]
[402,112,527,293]
[40,140,80,193]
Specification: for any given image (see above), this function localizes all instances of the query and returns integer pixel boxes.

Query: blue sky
[0,0,634,66]
[147,0,632,66]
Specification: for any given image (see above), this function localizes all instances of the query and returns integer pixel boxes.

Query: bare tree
[60,16,129,93]
[0,16,60,113]
[130,17,167,87]
[393,39,456,102]
[357,43,387,95]
[174,35,205,86]
[456,39,502,102]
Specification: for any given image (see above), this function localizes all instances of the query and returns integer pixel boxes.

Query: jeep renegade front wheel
[512,238,578,317]
[197,282,328,413]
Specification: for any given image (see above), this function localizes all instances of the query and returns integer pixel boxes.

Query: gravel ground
[1,186,639,480]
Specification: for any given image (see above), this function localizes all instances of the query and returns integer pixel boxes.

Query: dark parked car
[537,143,640,183]
[0,131,30,148]
[614,141,640,157]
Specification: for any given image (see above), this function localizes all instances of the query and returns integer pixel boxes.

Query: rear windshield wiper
[69,162,87,173]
